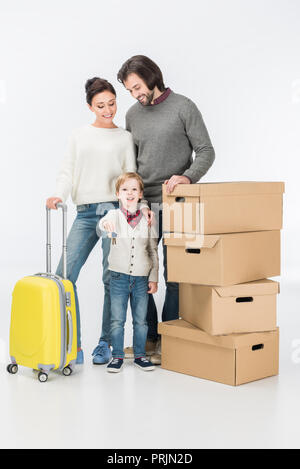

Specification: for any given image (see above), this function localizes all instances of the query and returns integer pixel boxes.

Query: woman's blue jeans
[110,271,149,359]
[56,202,119,348]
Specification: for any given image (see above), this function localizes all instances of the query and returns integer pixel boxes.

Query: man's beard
[138,90,155,106]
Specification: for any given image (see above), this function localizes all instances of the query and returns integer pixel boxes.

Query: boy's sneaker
[124,339,157,359]
[134,357,155,371]
[92,341,112,365]
[107,358,123,373]
[76,348,84,365]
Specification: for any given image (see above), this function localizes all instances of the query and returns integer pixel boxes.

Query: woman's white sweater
[55,125,137,205]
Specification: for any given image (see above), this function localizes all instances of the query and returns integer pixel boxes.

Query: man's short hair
[117,55,165,92]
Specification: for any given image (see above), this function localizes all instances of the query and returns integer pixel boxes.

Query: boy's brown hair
[115,172,144,194]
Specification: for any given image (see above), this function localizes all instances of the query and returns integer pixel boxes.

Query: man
[117,55,215,364]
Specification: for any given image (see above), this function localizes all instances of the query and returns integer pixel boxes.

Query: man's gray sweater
[126,90,215,205]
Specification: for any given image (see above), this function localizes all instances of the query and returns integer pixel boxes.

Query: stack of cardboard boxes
[158,182,284,386]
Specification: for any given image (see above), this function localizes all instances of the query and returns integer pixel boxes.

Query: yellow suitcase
[7,204,77,382]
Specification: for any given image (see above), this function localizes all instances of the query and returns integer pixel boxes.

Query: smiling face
[117,177,143,212]
[88,90,117,127]
[123,73,155,106]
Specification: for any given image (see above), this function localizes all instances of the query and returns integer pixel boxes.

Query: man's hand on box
[164,175,191,194]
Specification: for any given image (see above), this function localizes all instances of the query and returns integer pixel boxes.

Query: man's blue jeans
[147,208,179,341]
[56,202,119,348]
[110,272,149,359]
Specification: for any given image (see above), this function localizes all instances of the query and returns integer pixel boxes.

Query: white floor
[1,277,300,449]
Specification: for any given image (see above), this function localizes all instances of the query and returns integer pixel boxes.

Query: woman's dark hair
[117,55,165,92]
[85,77,116,105]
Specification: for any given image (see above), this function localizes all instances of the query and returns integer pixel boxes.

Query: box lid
[163,233,220,249]
[162,181,285,198]
[158,319,279,349]
[199,181,285,197]
[214,279,280,298]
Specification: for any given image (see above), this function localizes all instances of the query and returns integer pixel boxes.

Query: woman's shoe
[92,341,112,365]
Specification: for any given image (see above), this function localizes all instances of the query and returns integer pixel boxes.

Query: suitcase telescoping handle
[46,203,67,279]
[66,310,73,354]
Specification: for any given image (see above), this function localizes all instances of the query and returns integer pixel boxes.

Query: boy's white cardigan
[98,209,159,282]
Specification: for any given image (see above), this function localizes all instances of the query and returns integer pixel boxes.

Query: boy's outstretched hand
[103,221,115,233]
[148,281,158,294]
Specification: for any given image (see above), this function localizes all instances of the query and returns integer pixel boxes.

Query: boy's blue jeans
[56,202,119,349]
[110,271,149,359]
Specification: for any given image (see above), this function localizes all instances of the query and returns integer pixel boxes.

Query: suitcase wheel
[62,366,73,377]
[7,364,18,375]
[38,372,48,383]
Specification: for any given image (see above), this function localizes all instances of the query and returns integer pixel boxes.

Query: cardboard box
[164,230,280,286]
[162,181,284,235]
[180,279,279,335]
[158,319,279,386]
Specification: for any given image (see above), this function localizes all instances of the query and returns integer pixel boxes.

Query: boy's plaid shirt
[121,207,143,228]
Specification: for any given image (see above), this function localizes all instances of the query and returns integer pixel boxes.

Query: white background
[0,0,300,449]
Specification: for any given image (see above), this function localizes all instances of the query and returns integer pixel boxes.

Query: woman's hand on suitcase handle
[46,197,63,210]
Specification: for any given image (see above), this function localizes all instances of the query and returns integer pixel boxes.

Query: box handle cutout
[185,248,201,254]
[236,297,254,303]
[252,344,264,351]
[175,197,186,203]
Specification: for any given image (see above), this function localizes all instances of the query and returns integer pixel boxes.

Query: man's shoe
[134,357,155,371]
[149,353,161,365]
[107,358,123,373]
[76,348,84,365]
[124,339,157,359]
[145,339,158,356]
[150,338,161,365]
[124,346,134,359]
[92,341,112,365]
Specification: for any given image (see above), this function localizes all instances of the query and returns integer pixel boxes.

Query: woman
[46,77,150,365]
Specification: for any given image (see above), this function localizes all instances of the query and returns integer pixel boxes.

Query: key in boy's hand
[111,232,117,245]
[148,281,158,294]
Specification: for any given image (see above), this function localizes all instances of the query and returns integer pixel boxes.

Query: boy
[98,172,158,372]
